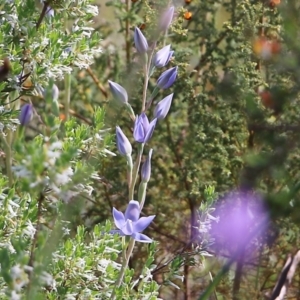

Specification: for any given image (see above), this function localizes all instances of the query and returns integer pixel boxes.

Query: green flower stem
[64,73,71,121]
[126,154,133,190]
[0,133,13,187]
[138,182,147,211]
[129,143,144,200]
[110,237,136,300]
[198,257,233,300]
[141,44,156,112]
[141,64,149,112]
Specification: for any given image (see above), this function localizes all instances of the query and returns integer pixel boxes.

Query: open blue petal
[113,208,125,230]
[132,232,153,243]
[140,113,150,132]
[133,215,155,232]
[125,200,140,222]
[144,118,157,143]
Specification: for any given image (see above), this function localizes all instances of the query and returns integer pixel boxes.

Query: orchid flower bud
[159,6,175,32]
[134,27,149,54]
[116,126,132,156]
[156,66,178,89]
[141,149,153,183]
[153,45,174,68]
[19,104,33,126]
[154,93,173,120]
[108,80,128,104]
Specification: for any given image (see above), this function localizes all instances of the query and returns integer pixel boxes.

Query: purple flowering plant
[108,6,178,297]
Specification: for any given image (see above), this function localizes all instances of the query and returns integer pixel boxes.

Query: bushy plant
[2,0,300,299]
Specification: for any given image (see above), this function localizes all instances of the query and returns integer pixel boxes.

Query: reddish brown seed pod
[184,11,192,20]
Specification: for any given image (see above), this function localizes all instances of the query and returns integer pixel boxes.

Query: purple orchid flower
[210,191,269,260]
[112,200,155,243]
[133,113,157,143]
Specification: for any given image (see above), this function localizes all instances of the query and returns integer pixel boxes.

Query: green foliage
[2,0,300,299]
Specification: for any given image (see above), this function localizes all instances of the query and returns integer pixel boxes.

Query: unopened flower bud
[134,27,149,54]
[141,149,153,182]
[108,81,128,104]
[159,6,175,32]
[154,93,173,120]
[153,45,173,68]
[157,66,178,89]
[19,104,33,126]
[116,126,132,156]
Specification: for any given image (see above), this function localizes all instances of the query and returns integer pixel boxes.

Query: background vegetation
[1,0,300,299]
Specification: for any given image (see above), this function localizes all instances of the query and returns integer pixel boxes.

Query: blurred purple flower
[112,200,155,243]
[153,45,174,68]
[116,126,132,156]
[210,192,268,258]
[46,6,54,17]
[154,93,173,120]
[134,27,149,54]
[159,6,175,32]
[19,104,33,126]
[157,66,178,89]
[133,113,157,143]
[108,80,128,104]
[141,149,153,183]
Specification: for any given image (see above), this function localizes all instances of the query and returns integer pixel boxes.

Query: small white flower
[22,221,36,239]
[55,167,73,185]
[84,5,99,16]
